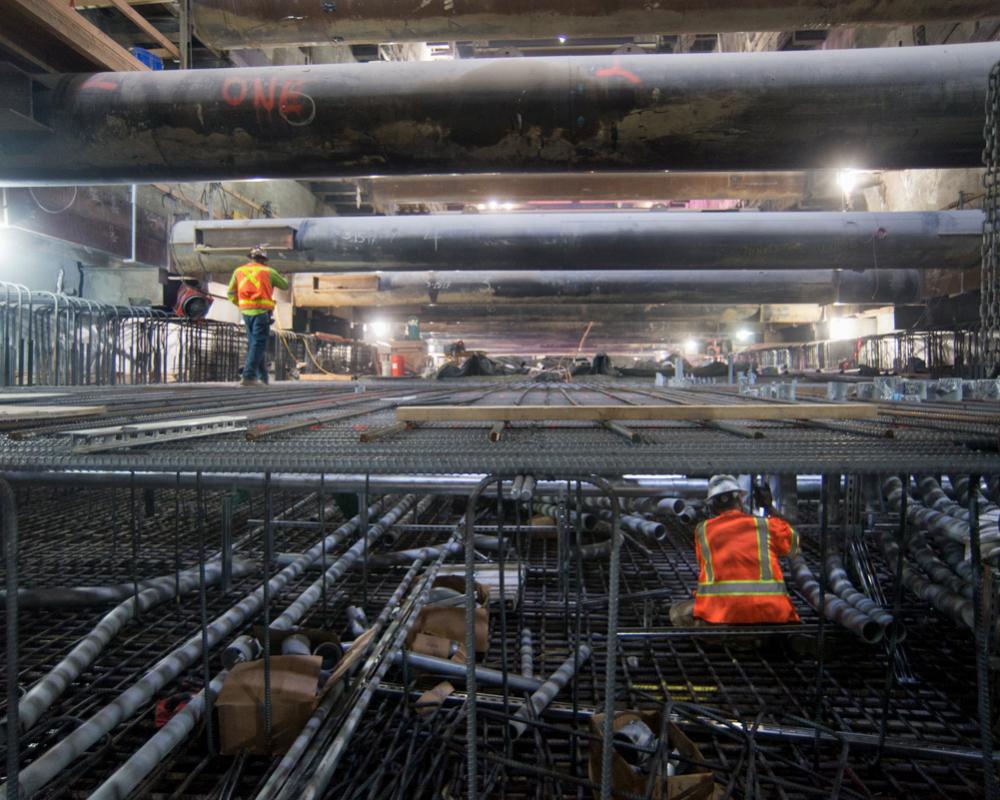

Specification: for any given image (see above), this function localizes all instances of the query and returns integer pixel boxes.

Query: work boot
[240,377,259,387]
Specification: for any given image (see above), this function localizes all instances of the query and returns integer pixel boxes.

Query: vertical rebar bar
[496,478,512,764]
[361,476,370,610]
[3,479,19,800]
[968,474,997,800]
[876,472,908,762]
[319,474,328,627]
[130,473,141,623]
[263,473,274,746]
[221,495,233,594]
[465,476,495,799]
[196,473,215,754]
[596,476,622,800]
[813,473,830,766]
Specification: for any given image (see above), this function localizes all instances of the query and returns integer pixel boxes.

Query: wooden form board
[0,0,149,72]
[296,373,355,382]
[396,403,878,423]
[0,404,106,421]
[0,393,68,403]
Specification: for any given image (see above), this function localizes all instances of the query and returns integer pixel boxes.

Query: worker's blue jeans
[242,313,271,382]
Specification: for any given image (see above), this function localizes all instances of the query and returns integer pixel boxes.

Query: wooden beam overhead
[0,0,148,72]
[396,404,879,424]
[105,0,180,60]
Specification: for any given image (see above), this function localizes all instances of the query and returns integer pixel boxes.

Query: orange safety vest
[234,263,276,311]
[693,509,800,624]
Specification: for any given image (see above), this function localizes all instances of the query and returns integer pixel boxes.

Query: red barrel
[391,354,405,377]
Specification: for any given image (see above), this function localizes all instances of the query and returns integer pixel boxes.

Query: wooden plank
[0,392,67,403]
[297,373,355,382]
[396,403,878,423]
[0,0,147,72]
[105,0,181,59]
[0,404,106,421]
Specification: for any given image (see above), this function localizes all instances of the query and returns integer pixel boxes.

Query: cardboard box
[406,577,491,655]
[216,655,322,756]
[588,710,718,800]
[408,606,490,654]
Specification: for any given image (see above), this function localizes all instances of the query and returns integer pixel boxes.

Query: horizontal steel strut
[170,211,981,277]
[1,44,998,184]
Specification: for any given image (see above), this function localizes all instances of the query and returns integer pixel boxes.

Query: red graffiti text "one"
[595,61,642,85]
[221,77,315,126]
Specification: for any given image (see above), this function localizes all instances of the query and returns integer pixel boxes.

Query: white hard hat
[706,474,743,500]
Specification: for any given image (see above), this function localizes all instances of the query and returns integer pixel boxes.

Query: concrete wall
[862,168,983,212]
[82,266,161,306]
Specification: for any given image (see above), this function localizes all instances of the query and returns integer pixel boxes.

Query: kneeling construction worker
[227,246,289,386]
[670,474,800,626]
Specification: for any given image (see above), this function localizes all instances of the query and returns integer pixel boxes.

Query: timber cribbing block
[395,403,878,423]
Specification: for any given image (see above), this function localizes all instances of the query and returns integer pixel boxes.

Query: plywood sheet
[0,404,106,421]
[396,403,878,423]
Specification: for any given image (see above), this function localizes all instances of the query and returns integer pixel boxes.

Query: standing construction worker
[227,246,288,386]
[669,474,800,626]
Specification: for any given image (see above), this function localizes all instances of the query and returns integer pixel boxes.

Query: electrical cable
[28,187,77,215]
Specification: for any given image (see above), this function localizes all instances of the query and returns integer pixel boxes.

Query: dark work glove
[752,481,773,510]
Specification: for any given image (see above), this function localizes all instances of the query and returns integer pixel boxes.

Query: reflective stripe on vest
[755,516,773,581]
[696,579,788,596]
[695,521,714,583]
[788,524,800,559]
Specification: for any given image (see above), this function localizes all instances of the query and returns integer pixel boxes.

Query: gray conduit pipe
[274,521,479,567]
[656,497,688,516]
[222,635,261,669]
[0,498,393,800]
[520,628,534,680]
[951,475,1000,514]
[920,476,971,521]
[281,634,312,657]
[226,497,424,671]
[535,502,598,532]
[893,480,1000,557]
[87,670,230,800]
[0,562,255,609]
[542,495,666,540]
[938,539,975,583]
[825,555,895,630]
[271,496,423,631]
[874,526,975,629]
[987,476,1000,505]
[368,541,464,567]
[88,498,418,800]
[922,476,1000,548]
[886,477,1000,563]
[16,557,255,733]
[903,527,973,600]
[951,475,1000,539]
[386,651,544,694]
[790,556,884,644]
[346,606,368,638]
[509,645,593,738]
[589,508,666,542]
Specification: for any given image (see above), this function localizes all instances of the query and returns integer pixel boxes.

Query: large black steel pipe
[190,0,1000,48]
[3,44,998,185]
[171,211,980,276]
[299,268,921,307]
